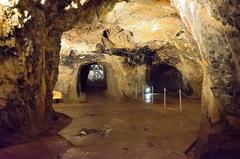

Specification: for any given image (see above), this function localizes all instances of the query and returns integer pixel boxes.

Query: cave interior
[0,0,240,159]
[77,63,107,95]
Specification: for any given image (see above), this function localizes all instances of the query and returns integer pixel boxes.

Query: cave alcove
[77,63,107,96]
[146,63,193,95]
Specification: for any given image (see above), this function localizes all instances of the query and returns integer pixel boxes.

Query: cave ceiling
[60,0,201,66]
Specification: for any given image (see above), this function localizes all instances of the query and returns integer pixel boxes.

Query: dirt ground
[0,94,201,159]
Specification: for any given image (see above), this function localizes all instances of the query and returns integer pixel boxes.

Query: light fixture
[145,87,151,93]
[145,94,152,103]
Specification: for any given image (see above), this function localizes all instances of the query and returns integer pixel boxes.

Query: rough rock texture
[173,0,240,158]
[0,0,239,159]
[55,0,203,102]
[0,0,119,147]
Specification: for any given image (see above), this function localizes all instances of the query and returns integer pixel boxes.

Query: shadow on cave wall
[76,63,107,96]
[146,63,193,95]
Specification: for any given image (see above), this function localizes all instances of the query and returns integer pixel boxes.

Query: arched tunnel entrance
[147,63,193,95]
[77,63,107,96]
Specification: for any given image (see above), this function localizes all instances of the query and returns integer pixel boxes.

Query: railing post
[164,88,166,108]
[179,89,182,111]
[151,86,154,103]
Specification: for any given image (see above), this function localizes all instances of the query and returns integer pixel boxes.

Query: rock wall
[172,0,240,158]
[56,0,203,100]
[0,0,208,154]
[55,52,147,102]
[0,0,120,147]
[0,2,59,147]
[55,40,202,102]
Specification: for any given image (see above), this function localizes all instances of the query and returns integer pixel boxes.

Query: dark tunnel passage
[147,63,193,95]
[77,63,107,96]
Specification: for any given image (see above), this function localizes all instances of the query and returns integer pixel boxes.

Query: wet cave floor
[0,95,201,159]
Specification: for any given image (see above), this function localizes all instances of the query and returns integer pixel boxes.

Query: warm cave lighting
[0,0,19,6]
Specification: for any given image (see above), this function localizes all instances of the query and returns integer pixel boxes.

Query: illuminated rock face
[173,0,240,158]
[0,1,61,147]
[56,0,203,101]
[0,0,239,158]
[0,0,117,147]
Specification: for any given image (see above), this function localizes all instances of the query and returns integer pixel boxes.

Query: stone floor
[0,94,201,159]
